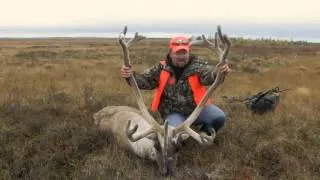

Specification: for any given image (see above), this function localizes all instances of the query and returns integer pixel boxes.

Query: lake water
[1,32,320,43]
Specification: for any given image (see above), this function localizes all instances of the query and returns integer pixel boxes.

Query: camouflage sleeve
[197,61,217,86]
[127,63,161,90]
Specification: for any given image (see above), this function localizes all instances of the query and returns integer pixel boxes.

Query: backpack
[244,87,288,114]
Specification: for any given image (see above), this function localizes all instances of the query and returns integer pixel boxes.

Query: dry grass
[0,38,319,179]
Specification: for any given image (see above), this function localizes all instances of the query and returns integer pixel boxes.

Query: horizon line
[1,32,320,43]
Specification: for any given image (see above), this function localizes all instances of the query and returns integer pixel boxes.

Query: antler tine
[118,26,163,139]
[173,25,231,145]
[221,34,231,63]
[118,27,131,67]
[215,25,231,64]
[207,34,214,42]
[201,34,217,54]
[190,33,220,57]
[162,120,169,174]
[128,32,146,47]
[190,25,230,59]
[214,31,221,55]
[126,120,159,142]
[119,26,146,67]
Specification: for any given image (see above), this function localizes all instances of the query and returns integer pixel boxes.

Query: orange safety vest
[151,61,212,112]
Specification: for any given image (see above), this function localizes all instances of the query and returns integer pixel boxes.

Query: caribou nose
[162,159,175,177]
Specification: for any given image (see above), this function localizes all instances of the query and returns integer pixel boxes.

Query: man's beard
[173,59,188,67]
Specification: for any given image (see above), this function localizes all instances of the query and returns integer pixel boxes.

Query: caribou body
[93,105,160,160]
[93,26,231,176]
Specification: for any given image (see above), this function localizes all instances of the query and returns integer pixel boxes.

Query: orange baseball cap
[169,36,191,53]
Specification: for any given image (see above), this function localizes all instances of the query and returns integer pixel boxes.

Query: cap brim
[171,45,190,53]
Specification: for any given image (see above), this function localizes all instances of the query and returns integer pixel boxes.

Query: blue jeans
[165,104,226,132]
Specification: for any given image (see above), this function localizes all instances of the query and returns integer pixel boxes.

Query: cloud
[1,0,320,27]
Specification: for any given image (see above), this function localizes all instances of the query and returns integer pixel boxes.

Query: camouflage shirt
[132,54,217,118]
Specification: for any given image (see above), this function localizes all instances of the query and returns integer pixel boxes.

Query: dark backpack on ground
[244,87,287,114]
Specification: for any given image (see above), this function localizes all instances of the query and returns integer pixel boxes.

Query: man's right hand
[120,65,133,78]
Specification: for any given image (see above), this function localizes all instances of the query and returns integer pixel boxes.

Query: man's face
[170,49,190,68]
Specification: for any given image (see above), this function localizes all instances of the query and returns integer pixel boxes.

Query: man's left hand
[220,64,231,74]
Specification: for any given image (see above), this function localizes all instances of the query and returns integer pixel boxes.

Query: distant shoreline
[2,23,320,42]
[1,33,319,43]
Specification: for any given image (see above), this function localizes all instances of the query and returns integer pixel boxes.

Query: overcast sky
[1,0,320,27]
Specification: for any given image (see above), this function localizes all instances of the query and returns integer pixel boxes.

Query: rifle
[243,86,291,104]
[222,86,291,114]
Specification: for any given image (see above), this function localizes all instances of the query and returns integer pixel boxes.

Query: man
[121,36,230,134]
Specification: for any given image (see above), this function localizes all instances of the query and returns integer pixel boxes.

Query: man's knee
[166,113,185,128]
[212,114,226,131]
[207,106,226,131]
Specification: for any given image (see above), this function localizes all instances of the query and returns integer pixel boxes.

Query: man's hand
[121,65,133,78]
[220,64,231,74]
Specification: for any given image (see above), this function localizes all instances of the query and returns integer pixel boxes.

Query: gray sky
[1,0,320,27]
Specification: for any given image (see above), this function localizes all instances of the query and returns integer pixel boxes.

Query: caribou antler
[173,25,231,145]
[118,26,163,141]
[189,26,230,60]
